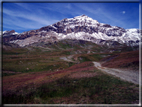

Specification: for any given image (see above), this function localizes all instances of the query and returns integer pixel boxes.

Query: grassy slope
[3,73,139,104]
[101,50,140,70]
[2,41,140,104]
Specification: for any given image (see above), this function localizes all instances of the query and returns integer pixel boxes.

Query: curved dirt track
[93,62,139,85]
[60,55,139,85]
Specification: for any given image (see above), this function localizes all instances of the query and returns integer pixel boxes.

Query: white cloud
[3,8,53,25]
[3,7,59,32]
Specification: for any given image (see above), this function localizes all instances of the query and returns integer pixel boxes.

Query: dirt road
[60,55,74,62]
[93,62,139,85]
[60,54,139,85]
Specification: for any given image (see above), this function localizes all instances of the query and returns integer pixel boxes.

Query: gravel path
[60,55,74,62]
[93,62,139,85]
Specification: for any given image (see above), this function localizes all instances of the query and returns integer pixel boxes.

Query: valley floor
[2,42,140,104]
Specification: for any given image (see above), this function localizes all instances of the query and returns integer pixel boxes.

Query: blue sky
[2,2,139,33]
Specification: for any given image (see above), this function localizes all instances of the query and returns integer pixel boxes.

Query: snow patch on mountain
[2,15,141,47]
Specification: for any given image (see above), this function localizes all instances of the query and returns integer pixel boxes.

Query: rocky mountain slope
[2,15,141,47]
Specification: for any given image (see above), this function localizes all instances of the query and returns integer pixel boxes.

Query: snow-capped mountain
[2,15,141,47]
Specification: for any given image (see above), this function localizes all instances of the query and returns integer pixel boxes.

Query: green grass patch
[3,48,28,55]
[2,61,69,74]
[79,56,91,62]
[89,54,103,61]
[2,73,16,77]
[58,42,72,49]
[78,54,103,62]
[68,62,74,67]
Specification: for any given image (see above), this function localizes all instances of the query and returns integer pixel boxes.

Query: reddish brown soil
[68,71,98,79]
[101,50,140,70]
[2,61,95,94]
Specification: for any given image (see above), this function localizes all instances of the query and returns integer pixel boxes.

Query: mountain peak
[2,15,140,47]
[74,14,89,19]
[73,15,98,24]
[81,14,88,17]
